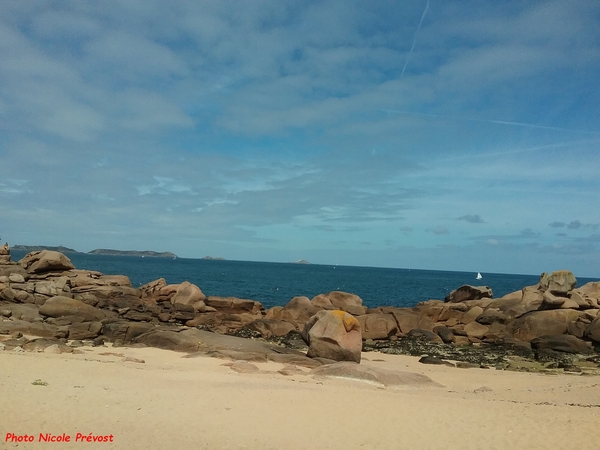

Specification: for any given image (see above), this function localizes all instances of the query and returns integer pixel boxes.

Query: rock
[139,278,167,300]
[246,319,296,338]
[322,291,366,316]
[0,304,43,322]
[101,321,155,343]
[445,285,493,303]
[0,319,59,338]
[310,362,443,388]
[171,281,208,312]
[584,316,600,343]
[356,314,398,340]
[67,322,103,340]
[268,296,322,327]
[418,356,455,367]
[546,270,577,295]
[476,309,507,325]
[310,294,336,310]
[0,287,33,303]
[406,329,443,343]
[540,291,567,309]
[132,329,203,352]
[39,296,105,322]
[18,251,75,274]
[484,322,508,340]
[33,278,70,297]
[204,296,263,315]
[8,273,25,283]
[43,344,63,354]
[433,325,454,344]
[464,322,489,339]
[572,282,600,309]
[530,335,592,354]
[507,309,582,342]
[302,310,362,363]
[413,301,445,323]
[461,306,484,324]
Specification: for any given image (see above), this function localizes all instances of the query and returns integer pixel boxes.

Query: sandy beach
[2,343,599,450]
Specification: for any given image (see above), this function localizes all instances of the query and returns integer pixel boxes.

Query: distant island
[12,245,78,253]
[88,249,178,258]
[12,245,177,259]
[201,256,225,260]
[293,259,310,264]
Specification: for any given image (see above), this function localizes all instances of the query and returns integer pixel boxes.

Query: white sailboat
[476,272,482,280]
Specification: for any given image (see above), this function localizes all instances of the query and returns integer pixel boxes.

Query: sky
[1,0,599,277]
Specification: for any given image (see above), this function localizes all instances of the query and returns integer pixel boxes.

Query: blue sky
[1,0,599,277]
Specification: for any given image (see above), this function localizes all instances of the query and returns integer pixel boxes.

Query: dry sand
[1,343,599,450]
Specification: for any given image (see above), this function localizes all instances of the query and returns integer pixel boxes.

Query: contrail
[380,109,600,135]
[400,0,430,78]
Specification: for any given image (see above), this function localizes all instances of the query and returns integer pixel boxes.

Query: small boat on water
[476,272,482,280]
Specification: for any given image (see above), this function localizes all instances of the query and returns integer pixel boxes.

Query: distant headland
[12,245,178,259]
[12,245,78,253]
[88,249,178,258]
[201,256,225,260]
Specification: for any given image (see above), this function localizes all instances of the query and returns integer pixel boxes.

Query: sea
[10,251,598,310]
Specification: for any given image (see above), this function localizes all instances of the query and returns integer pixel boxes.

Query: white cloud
[0,1,598,276]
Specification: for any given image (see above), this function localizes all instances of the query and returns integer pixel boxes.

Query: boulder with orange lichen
[302,310,362,363]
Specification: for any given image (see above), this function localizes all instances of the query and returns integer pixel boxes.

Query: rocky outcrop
[19,250,75,274]
[445,285,493,303]
[302,310,362,363]
[39,296,106,322]
[1,250,599,369]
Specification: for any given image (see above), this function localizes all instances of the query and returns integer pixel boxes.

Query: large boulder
[445,285,492,303]
[18,251,75,274]
[507,309,582,342]
[302,310,362,363]
[584,316,600,344]
[530,335,592,354]
[39,296,105,322]
[171,281,208,312]
[267,296,322,327]
[541,270,577,295]
[67,321,103,340]
[320,291,366,316]
[356,313,398,340]
[382,307,433,334]
[139,278,167,300]
[572,282,600,309]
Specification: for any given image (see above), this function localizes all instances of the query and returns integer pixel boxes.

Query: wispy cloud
[457,214,485,224]
[0,1,599,276]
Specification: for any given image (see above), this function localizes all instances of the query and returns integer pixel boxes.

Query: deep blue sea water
[10,251,598,310]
